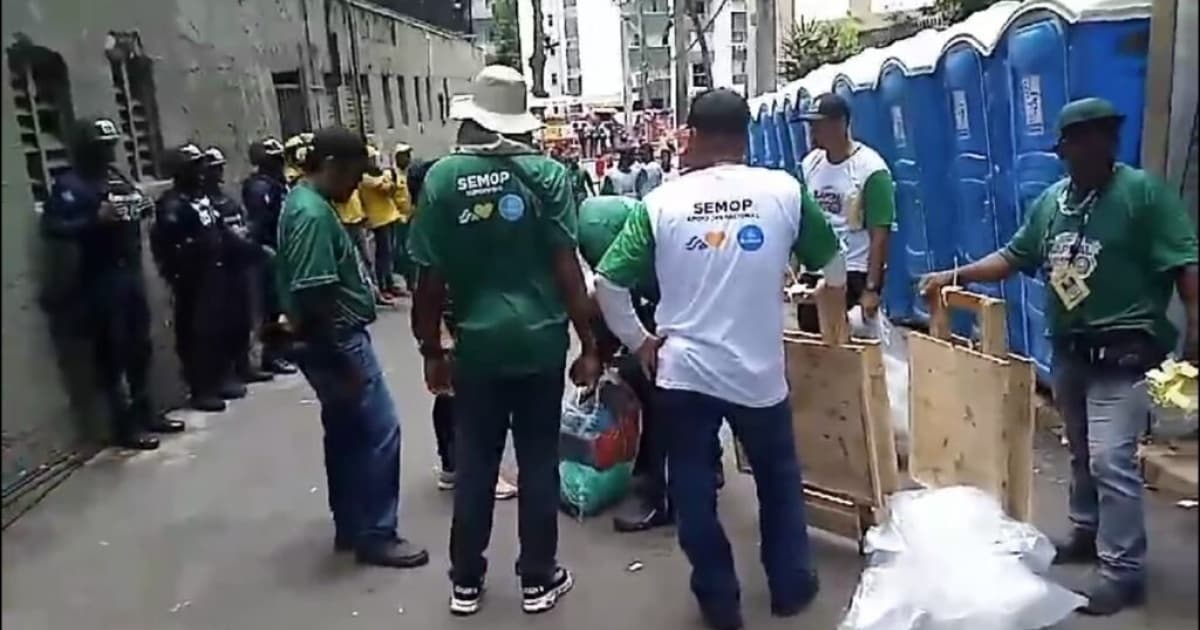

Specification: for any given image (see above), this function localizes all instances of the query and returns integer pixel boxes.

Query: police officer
[42,118,185,449]
[202,146,275,389]
[151,144,230,412]
[243,138,299,375]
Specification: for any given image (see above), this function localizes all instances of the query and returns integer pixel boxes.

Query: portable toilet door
[747,107,765,166]
[761,103,782,169]
[776,99,797,175]
[788,88,813,180]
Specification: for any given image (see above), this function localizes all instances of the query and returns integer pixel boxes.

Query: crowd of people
[41,60,1197,629]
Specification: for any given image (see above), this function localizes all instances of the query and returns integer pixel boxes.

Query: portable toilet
[996,0,1153,379]
[776,98,797,175]
[761,102,782,169]
[747,102,765,166]
[787,86,813,173]
[937,1,1027,351]
[876,29,954,324]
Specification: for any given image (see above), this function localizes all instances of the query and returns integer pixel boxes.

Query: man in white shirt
[635,143,664,198]
[797,93,895,330]
[600,148,642,198]
[594,88,846,630]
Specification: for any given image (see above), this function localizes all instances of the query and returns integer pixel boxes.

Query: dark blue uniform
[41,167,155,438]
[211,187,265,378]
[241,172,288,365]
[151,189,227,400]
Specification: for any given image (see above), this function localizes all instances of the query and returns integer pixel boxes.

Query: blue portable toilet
[996,0,1153,379]
[788,87,813,172]
[747,104,765,166]
[876,29,956,324]
[937,1,1026,350]
[776,98,797,175]
[761,103,782,169]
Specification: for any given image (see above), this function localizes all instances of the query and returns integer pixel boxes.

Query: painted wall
[0,0,484,487]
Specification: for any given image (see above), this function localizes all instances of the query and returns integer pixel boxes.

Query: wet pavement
[2,306,1197,629]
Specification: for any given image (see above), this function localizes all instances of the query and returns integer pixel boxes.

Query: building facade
[0,0,484,490]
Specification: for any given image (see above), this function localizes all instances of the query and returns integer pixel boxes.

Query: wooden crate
[907,287,1036,521]
[736,286,900,545]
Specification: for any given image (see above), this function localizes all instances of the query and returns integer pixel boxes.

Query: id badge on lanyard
[1048,185,1098,312]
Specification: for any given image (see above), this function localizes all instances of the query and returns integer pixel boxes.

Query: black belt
[1054,329,1163,372]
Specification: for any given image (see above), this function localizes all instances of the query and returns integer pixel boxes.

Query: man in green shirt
[562,152,595,206]
[275,127,428,570]
[920,98,1199,616]
[594,89,845,630]
[407,65,599,617]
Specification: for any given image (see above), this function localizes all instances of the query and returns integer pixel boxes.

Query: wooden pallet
[907,287,1036,521]
[736,286,900,547]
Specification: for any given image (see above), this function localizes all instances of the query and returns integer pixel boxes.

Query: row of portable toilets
[747,0,1155,381]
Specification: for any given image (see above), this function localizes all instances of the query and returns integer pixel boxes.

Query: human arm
[595,203,656,353]
[407,173,455,392]
[794,186,847,287]
[41,180,113,238]
[1142,176,1200,360]
[861,170,895,316]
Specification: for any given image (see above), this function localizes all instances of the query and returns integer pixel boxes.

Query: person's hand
[860,289,881,319]
[97,201,120,222]
[424,353,454,396]
[635,335,665,381]
[917,270,956,298]
[570,352,603,390]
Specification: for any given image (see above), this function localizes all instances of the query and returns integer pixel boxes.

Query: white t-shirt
[801,143,889,272]
[642,164,810,407]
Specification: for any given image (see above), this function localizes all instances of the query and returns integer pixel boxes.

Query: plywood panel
[908,333,1011,499]
[1004,354,1036,521]
[787,339,876,504]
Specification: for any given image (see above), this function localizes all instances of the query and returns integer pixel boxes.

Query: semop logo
[685,236,708,251]
[685,231,727,251]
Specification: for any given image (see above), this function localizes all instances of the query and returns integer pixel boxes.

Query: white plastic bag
[848,306,910,454]
[839,486,1085,630]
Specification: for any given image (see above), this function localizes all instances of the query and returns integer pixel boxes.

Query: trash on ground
[169,601,192,613]
[1147,359,1199,438]
[1175,499,1198,509]
[839,486,1084,630]
[626,560,644,572]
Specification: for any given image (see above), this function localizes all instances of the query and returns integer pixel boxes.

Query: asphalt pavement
[2,306,1196,630]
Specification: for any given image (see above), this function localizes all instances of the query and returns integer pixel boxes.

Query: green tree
[487,0,522,70]
[934,0,1003,22]
[779,18,864,83]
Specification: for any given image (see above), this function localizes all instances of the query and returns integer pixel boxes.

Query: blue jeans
[1053,352,1149,585]
[296,329,401,549]
[660,388,816,614]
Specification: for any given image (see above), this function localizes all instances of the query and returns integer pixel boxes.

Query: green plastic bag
[559,460,632,518]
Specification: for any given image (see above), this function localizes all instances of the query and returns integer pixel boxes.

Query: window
[107,33,164,181]
[564,18,578,39]
[551,72,559,86]
[358,74,375,134]
[566,48,581,69]
[397,75,410,126]
[566,77,582,96]
[442,78,451,119]
[324,73,342,126]
[731,11,747,43]
[733,73,747,85]
[425,76,433,120]
[7,42,73,204]
[564,0,575,6]
[390,22,398,45]
[694,1,706,16]
[691,63,710,88]
[547,14,554,28]
[381,74,396,129]
[414,76,424,122]
[437,94,446,124]
[272,70,309,140]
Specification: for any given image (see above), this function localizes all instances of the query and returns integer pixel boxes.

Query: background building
[0,0,484,493]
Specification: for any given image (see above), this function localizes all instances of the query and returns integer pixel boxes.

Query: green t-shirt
[276,181,377,332]
[407,150,578,376]
[578,195,659,302]
[1002,164,1198,349]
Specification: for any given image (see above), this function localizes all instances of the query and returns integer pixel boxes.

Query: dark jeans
[392,221,414,290]
[372,224,396,291]
[1054,351,1150,585]
[797,270,868,333]
[450,369,565,586]
[89,267,153,437]
[433,394,455,472]
[660,388,815,613]
[258,257,287,365]
[222,266,254,375]
[295,329,401,549]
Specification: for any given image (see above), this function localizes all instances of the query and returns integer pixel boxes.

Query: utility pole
[673,0,689,126]
[754,0,776,96]
[637,0,649,111]
[620,4,633,125]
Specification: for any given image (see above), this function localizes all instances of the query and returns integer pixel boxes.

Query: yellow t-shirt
[391,170,413,223]
[359,171,402,229]
[334,189,366,225]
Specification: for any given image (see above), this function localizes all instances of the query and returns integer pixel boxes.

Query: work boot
[1053,529,1098,565]
[219,378,248,400]
[1077,574,1145,616]
[189,394,227,412]
[116,431,160,450]
[237,362,275,383]
[355,538,430,569]
[145,416,186,433]
[770,571,820,617]
[613,494,672,533]
[129,396,185,435]
[698,599,744,630]
[263,356,298,375]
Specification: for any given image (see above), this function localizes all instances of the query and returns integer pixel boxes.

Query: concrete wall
[0,0,483,488]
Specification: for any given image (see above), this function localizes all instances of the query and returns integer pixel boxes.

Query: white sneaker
[521,567,573,614]
[449,583,483,616]
[436,468,456,491]
[495,477,518,501]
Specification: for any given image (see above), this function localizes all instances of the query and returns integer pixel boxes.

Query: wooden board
[1004,354,1037,522]
[908,333,1011,501]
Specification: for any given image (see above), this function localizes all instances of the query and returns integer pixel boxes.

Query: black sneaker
[1077,574,1145,616]
[189,395,227,412]
[1053,529,1098,565]
[521,566,574,614]
[449,582,484,616]
[612,497,672,533]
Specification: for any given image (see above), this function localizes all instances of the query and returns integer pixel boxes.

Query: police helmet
[202,147,227,167]
[69,117,122,150]
[162,143,206,178]
[249,138,285,166]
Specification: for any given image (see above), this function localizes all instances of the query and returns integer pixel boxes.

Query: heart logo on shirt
[473,202,494,219]
[704,231,726,248]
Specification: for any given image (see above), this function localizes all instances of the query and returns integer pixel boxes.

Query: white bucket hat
[450,65,543,135]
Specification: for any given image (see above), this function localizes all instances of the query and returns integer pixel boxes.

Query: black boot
[218,376,248,400]
[1053,528,1098,565]
[263,355,298,375]
[613,493,672,533]
[117,430,160,450]
[236,359,274,383]
[355,538,430,568]
[130,396,185,434]
[189,393,227,412]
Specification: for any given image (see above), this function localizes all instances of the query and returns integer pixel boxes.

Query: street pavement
[2,306,1197,630]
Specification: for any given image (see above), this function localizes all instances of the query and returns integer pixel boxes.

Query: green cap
[1057,97,1124,132]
